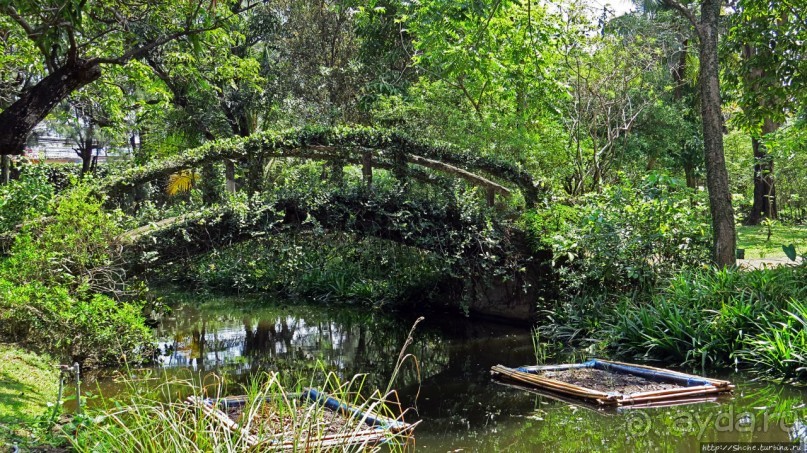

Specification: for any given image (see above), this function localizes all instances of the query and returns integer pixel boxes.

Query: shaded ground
[539,368,684,395]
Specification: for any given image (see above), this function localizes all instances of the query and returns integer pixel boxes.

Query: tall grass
[607,263,807,382]
[737,298,807,382]
[69,319,425,451]
[536,263,806,383]
[71,371,415,452]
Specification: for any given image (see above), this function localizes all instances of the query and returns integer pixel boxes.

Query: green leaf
[782,244,797,262]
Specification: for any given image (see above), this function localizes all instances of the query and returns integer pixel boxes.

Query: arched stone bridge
[107,127,550,322]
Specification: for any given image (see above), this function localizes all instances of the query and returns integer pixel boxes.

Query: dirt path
[738,257,803,270]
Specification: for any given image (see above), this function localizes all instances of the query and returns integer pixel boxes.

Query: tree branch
[93,1,262,66]
[660,0,702,37]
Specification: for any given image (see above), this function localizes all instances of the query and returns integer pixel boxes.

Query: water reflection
[152,301,532,392]
[145,297,806,452]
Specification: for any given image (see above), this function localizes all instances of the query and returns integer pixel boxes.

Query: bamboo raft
[187,388,417,451]
[491,359,734,407]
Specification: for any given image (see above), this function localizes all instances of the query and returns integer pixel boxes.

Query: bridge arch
[120,191,547,322]
[100,126,542,206]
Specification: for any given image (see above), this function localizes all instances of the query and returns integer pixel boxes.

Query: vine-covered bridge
[102,127,551,322]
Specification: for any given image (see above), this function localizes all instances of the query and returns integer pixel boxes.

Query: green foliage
[766,119,807,223]
[0,281,152,366]
[737,298,807,381]
[609,263,807,381]
[736,224,807,259]
[0,162,54,232]
[0,186,153,365]
[179,233,446,305]
[0,345,60,449]
[536,174,711,295]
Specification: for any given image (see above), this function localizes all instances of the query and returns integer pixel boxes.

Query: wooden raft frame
[187,388,416,451]
[491,359,734,407]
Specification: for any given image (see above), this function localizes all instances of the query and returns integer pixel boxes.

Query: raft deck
[187,388,416,451]
[491,359,734,406]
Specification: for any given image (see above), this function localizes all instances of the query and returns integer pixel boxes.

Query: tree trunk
[747,118,779,224]
[0,59,102,155]
[684,161,697,188]
[673,39,688,100]
[225,160,237,194]
[362,151,373,188]
[1,155,9,184]
[741,43,781,225]
[78,127,94,177]
[200,163,221,204]
[698,0,737,267]
[80,152,92,176]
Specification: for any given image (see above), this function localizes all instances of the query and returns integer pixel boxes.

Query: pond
[90,294,807,452]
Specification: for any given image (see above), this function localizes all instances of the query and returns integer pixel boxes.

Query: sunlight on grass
[0,345,59,444]
[736,224,807,259]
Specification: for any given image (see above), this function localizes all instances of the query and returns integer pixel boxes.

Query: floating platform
[491,359,734,407]
[187,388,416,451]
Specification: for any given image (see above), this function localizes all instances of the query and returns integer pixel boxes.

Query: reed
[68,319,425,452]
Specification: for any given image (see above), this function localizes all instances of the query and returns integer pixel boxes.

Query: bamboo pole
[621,386,727,405]
[596,359,732,387]
[622,396,721,410]
[187,396,261,447]
[626,384,717,399]
[257,428,387,451]
[491,366,616,401]
[516,363,593,372]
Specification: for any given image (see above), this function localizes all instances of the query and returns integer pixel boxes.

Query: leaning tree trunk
[699,0,737,267]
[0,59,101,155]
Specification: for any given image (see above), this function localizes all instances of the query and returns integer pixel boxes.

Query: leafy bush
[170,233,447,305]
[0,281,152,365]
[534,174,711,296]
[0,162,54,232]
[0,186,154,365]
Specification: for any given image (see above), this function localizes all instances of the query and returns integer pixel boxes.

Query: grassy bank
[0,344,59,447]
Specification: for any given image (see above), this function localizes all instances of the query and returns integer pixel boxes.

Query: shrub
[170,233,447,305]
[0,162,54,233]
[532,174,711,296]
[0,185,154,365]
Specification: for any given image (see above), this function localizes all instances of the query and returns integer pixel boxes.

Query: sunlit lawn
[736,223,807,259]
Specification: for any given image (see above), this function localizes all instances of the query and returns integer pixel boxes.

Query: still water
[115,294,807,452]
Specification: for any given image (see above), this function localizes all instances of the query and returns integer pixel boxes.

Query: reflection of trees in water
[157,302,452,389]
